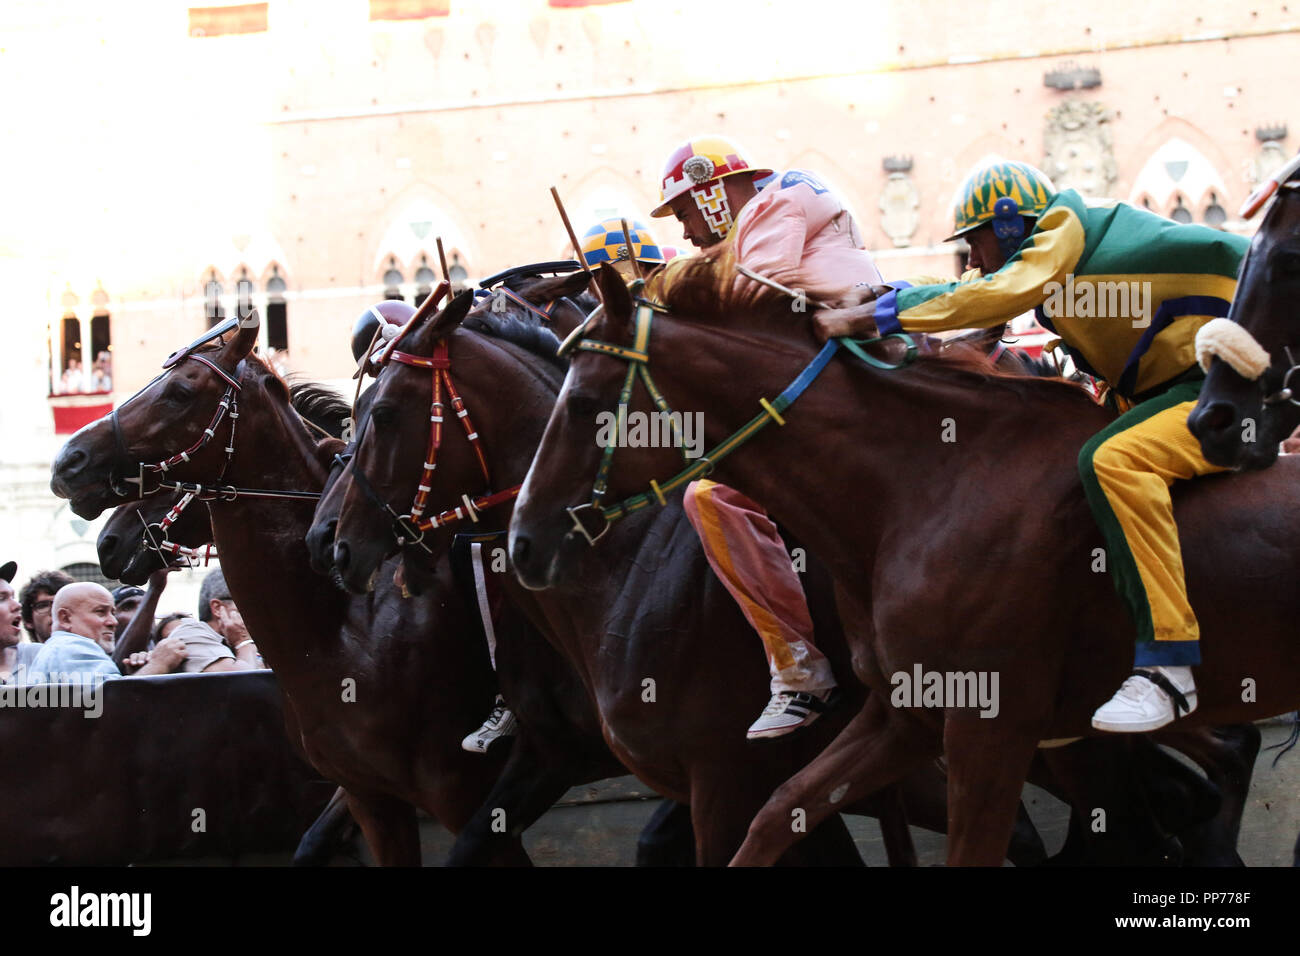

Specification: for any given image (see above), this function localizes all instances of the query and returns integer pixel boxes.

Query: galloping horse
[50,318,543,865]
[507,260,1300,866]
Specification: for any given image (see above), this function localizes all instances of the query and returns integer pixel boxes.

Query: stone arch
[370,188,475,284]
[1125,122,1233,212]
[561,167,658,257]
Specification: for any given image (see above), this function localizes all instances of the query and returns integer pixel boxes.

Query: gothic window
[204,271,225,328]
[266,265,288,351]
[383,257,405,301]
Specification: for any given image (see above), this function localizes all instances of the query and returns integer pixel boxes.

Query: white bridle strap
[1195,318,1271,380]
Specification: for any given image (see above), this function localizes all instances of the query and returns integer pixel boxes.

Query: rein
[563,299,918,545]
[347,336,522,554]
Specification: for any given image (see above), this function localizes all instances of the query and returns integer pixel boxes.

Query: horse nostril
[1189,401,1236,439]
[334,540,350,572]
[57,447,88,478]
[512,536,530,568]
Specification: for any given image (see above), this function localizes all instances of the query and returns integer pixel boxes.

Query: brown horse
[50,319,546,865]
[507,260,1300,866]
[323,289,1096,865]
[1189,181,1300,468]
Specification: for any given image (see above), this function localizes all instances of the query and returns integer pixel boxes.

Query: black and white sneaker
[747,688,839,740]
[462,695,519,754]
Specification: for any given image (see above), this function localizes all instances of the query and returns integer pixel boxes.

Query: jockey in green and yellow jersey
[816,159,1249,733]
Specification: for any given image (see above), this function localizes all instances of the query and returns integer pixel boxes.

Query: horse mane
[461,307,565,374]
[645,247,1092,403]
[286,379,350,438]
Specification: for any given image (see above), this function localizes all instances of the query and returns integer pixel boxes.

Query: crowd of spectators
[52,350,113,395]
[0,559,263,687]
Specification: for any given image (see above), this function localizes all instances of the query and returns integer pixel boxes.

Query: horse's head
[331,290,495,595]
[51,317,261,519]
[97,493,212,584]
[306,378,379,574]
[505,270,596,340]
[510,263,721,590]
[1189,181,1300,469]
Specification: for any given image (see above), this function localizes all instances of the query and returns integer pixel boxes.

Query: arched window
[58,314,81,394]
[414,254,437,307]
[448,252,469,289]
[89,312,112,392]
[235,267,255,323]
[1169,195,1193,224]
[383,256,405,301]
[1203,192,1227,228]
[266,264,288,351]
[204,271,225,328]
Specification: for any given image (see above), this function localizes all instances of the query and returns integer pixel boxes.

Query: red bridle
[375,338,522,546]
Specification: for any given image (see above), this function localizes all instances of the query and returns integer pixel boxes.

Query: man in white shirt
[27,582,186,684]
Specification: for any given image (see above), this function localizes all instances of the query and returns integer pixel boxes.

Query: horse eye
[371,405,396,427]
[164,381,194,402]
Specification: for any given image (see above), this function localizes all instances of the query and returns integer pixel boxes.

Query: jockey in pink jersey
[650,135,885,738]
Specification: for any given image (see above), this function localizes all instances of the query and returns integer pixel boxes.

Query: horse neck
[453,334,616,673]
[652,315,1110,578]
[205,376,345,677]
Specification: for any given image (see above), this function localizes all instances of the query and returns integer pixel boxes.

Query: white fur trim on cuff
[1195,318,1271,380]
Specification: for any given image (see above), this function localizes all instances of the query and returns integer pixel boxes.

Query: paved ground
[409,718,1300,866]
[159,719,1298,866]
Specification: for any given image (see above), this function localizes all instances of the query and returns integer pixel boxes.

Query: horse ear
[421,288,477,343]
[596,262,632,330]
[220,310,261,364]
[555,269,595,301]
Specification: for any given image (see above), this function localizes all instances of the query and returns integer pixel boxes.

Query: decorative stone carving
[1251,126,1289,186]
[1043,100,1118,197]
[878,162,920,248]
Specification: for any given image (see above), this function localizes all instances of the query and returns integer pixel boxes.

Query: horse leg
[635,800,696,867]
[943,720,1039,866]
[344,791,421,867]
[874,784,918,867]
[1157,724,1260,866]
[878,760,1047,866]
[730,695,937,866]
[292,786,358,866]
[445,731,576,867]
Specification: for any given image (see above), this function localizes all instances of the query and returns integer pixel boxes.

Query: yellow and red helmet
[651,136,773,218]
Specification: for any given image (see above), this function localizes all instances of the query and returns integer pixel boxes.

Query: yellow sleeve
[874,206,1086,336]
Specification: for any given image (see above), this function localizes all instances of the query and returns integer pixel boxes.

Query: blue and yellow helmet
[579,218,665,268]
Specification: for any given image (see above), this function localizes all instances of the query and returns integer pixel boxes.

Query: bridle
[346,331,522,555]
[107,318,246,500]
[559,285,918,546]
[105,318,324,566]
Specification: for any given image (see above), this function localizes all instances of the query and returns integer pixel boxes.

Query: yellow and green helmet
[947,160,1056,241]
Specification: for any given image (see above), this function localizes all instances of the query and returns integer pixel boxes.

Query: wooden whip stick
[620,218,643,281]
[551,185,602,302]
[436,236,450,283]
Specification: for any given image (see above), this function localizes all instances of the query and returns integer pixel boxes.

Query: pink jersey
[731,169,882,304]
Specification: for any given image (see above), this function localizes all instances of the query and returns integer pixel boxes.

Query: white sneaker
[1091,666,1198,733]
[462,695,518,754]
[746,688,839,740]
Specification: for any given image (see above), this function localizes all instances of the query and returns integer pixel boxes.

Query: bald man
[26,582,186,684]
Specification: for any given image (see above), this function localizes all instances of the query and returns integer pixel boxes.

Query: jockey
[578,217,668,280]
[815,159,1250,733]
[651,135,884,738]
